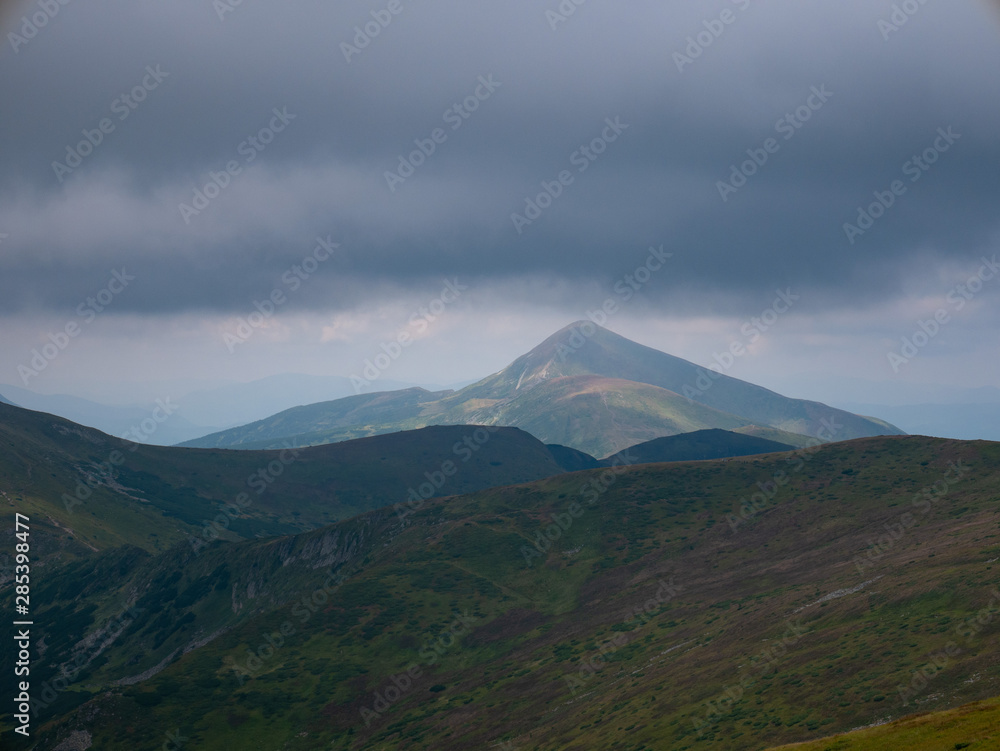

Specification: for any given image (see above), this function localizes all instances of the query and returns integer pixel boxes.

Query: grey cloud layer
[1,0,998,317]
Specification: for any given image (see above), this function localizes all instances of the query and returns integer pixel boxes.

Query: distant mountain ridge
[0,374,426,446]
[0,399,818,571]
[0,384,225,446]
[181,322,904,456]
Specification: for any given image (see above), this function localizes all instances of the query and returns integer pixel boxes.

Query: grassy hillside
[0,403,574,568]
[7,435,998,750]
[451,375,751,459]
[178,387,445,450]
[769,695,1000,750]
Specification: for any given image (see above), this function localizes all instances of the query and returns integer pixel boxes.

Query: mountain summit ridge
[180,322,903,456]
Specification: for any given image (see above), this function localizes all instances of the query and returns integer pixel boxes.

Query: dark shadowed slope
[609,428,795,463]
[8,435,998,750]
[0,402,573,564]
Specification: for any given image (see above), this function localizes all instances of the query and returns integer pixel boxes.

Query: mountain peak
[497,321,670,391]
[559,319,610,334]
[498,321,618,391]
[182,321,904,457]
[457,322,903,449]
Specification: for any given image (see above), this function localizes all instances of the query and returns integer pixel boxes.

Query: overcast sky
[1,0,998,406]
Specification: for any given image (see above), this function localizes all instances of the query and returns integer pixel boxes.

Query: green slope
[183,322,899,456]
[441,375,752,459]
[178,387,445,450]
[769,695,1000,750]
[8,435,999,750]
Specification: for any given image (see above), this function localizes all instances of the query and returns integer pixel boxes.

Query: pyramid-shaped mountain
[182,322,903,457]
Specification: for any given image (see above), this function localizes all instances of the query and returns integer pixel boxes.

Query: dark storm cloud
[0,0,998,317]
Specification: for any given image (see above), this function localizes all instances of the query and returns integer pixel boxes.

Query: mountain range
[2,396,997,750]
[0,400,801,572]
[182,322,902,458]
[7,324,1000,751]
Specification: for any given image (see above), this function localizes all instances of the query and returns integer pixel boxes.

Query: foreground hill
[7,434,998,750]
[0,402,578,567]
[182,322,903,456]
[769,694,1000,750]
